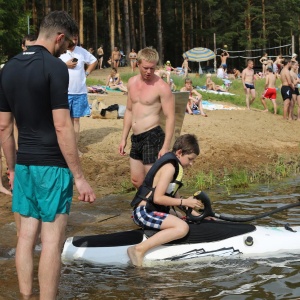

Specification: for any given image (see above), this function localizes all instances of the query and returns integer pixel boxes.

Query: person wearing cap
[165,60,176,73]
[261,66,277,114]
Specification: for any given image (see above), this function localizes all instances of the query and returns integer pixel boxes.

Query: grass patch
[185,156,300,195]
[86,77,105,86]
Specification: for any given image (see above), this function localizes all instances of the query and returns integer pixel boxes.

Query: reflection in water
[1,177,300,299]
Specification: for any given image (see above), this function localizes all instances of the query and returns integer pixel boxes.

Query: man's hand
[66,59,77,69]
[74,177,96,203]
[119,140,127,156]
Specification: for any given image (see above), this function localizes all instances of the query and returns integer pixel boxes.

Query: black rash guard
[0,45,70,167]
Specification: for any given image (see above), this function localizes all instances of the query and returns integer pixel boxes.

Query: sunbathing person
[105,67,128,94]
[206,73,227,92]
[180,78,207,117]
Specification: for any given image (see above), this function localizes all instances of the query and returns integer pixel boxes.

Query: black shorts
[245,83,255,90]
[281,86,292,101]
[130,126,165,165]
[292,87,299,96]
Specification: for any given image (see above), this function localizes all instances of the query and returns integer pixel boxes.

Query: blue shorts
[12,164,73,222]
[132,205,168,229]
[68,94,90,118]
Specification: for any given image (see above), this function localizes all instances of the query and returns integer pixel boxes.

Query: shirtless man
[289,61,300,120]
[119,47,175,188]
[280,59,294,120]
[274,55,283,74]
[182,57,190,78]
[261,67,277,114]
[111,46,121,69]
[242,60,256,109]
[220,51,230,72]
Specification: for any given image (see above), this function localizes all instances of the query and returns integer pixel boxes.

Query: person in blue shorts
[60,29,97,156]
[0,11,96,299]
[128,134,202,266]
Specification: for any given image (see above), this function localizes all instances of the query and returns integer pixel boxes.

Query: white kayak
[61,221,300,266]
[62,191,300,266]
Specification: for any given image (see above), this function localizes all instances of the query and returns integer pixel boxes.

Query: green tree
[0,0,27,62]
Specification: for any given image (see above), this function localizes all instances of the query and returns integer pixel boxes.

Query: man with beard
[0,11,96,299]
[119,47,175,189]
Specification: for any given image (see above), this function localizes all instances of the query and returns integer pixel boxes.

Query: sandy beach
[1,67,300,227]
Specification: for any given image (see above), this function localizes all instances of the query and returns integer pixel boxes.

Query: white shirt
[217,67,225,79]
[60,46,97,94]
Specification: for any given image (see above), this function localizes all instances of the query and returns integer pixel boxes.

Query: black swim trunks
[130,126,165,165]
[292,87,299,96]
[245,83,255,90]
[281,86,292,101]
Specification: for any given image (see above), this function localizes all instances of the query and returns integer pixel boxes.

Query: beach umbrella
[183,47,215,74]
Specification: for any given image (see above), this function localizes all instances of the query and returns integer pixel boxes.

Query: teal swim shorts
[12,164,74,222]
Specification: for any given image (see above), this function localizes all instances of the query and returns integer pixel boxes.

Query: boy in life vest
[128,134,202,266]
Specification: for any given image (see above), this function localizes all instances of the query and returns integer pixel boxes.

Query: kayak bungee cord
[184,191,300,223]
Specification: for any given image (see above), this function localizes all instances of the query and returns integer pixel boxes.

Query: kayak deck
[62,221,300,265]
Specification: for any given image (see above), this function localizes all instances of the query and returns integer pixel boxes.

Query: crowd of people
[0,10,300,298]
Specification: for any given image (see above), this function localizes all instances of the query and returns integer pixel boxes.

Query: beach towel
[202,100,243,111]
[196,86,235,96]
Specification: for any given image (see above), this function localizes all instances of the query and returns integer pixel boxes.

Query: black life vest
[130,152,183,213]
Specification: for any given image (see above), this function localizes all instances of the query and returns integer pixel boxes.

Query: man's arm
[119,80,133,156]
[0,112,16,188]
[241,69,246,87]
[159,83,175,157]
[85,60,97,76]
[52,108,95,203]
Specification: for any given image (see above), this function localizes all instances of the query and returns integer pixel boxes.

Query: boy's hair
[22,34,37,46]
[282,58,291,66]
[39,10,78,39]
[172,134,200,156]
[184,78,192,84]
[137,47,159,64]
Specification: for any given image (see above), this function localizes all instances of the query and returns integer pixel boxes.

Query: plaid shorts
[130,126,165,165]
[68,94,90,118]
[132,205,168,229]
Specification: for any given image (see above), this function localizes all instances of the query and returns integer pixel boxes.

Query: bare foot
[263,109,268,113]
[127,246,143,267]
[201,114,208,117]
[0,186,12,196]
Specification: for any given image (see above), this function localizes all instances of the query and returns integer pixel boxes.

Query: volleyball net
[216,43,293,59]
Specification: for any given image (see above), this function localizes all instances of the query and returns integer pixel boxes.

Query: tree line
[1,0,299,71]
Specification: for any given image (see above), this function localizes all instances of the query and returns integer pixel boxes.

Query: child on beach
[261,67,277,114]
[128,134,202,267]
[180,78,207,116]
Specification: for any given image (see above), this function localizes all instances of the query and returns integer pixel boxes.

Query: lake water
[1,177,300,299]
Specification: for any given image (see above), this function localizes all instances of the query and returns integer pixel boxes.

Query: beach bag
[118,105,126,119]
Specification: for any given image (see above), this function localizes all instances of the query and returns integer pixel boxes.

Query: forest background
[0,0,300,71]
